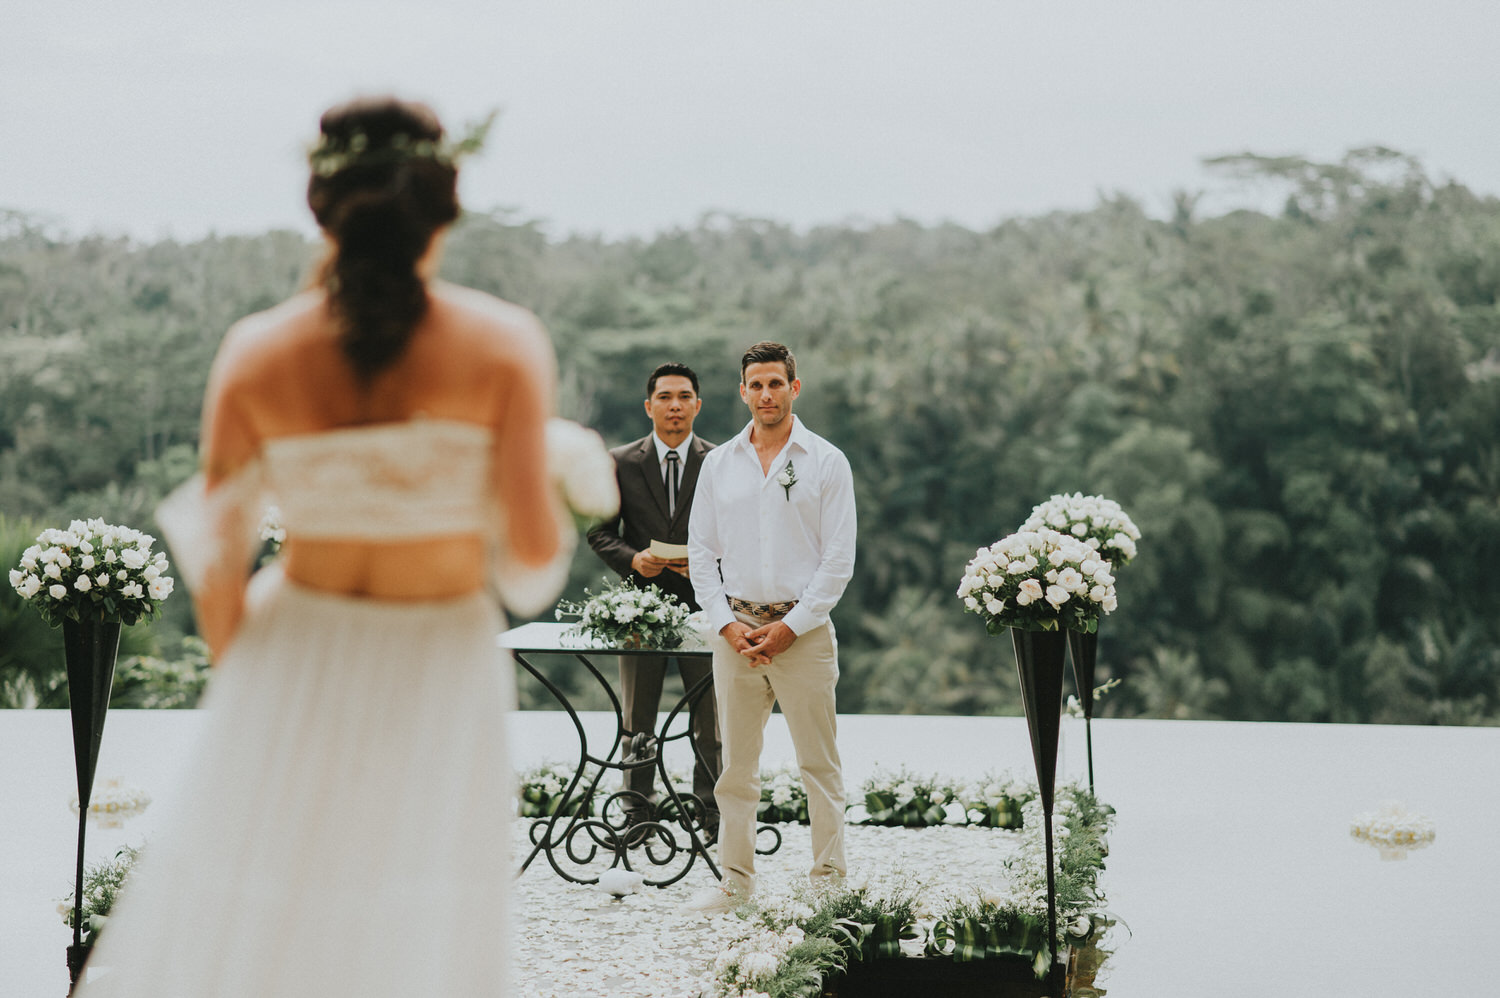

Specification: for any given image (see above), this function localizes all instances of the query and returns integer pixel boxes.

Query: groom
[686,341,857,912]
[587,362,721,840]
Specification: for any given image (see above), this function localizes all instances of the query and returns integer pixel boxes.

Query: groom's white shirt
[688,415,857,637]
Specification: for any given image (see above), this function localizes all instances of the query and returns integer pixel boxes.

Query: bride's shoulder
[213,291,325,379]
[428,283,552,365]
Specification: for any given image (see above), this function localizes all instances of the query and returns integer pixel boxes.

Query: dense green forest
[3,148,1498,723]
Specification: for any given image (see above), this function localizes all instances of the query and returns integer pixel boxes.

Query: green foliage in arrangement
[59,846,140,949]
[4,147,1499,723]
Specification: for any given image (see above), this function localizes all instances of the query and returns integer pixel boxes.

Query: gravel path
[511,820,1025,998]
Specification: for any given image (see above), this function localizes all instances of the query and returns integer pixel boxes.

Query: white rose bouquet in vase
[1019,493,1141,792]
[954,523,1121,977]
[10,518,174,979]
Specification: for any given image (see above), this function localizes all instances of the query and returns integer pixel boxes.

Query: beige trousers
[712,614,846,891]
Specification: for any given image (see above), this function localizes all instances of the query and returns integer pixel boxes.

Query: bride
[76,96,565,996]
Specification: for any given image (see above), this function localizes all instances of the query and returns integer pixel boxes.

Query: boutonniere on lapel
[777,460,798,501]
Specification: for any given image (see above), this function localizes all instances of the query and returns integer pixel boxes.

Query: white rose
[49,584,68,600]
[7,568,21,589]
[1045,584,1069,608]
[57,551,71,568]
[964,596,979,610]
[986,573,1003,588]
[1090,584,1109,602]
[104,549,117,563]
[149,576,174,602]
[1045,569,1058,583]
[1093,569,1115,586]
[121,549,146,570]
[1018,579,1044,603]
[96,574,110,589]
[117,570,128,581]
[80,554,96,570]
[20,551,37,570]
[1057,568,1085,592]
[121,582,144,599]
[985,597,1005,615]
[143,565,160,582]
[1071,522,1087,536]
[75,575,92,593]
[79,540,94,554]
[21,576,42,597]
[44,562,62,580]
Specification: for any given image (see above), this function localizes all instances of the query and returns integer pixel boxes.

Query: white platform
[3,709,1494,997]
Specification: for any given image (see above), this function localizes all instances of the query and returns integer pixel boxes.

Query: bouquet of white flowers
[957,528,1116,634]
[1020,493,1140,567]
[547,418,620,526]
[555,578,694,649]
[10,519,174,627]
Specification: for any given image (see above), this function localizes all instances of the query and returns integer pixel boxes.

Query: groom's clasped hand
[722,619,796,666]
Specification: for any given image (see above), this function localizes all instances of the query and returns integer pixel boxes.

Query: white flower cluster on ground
[69,779,152,829]
[1349,801,1436,855]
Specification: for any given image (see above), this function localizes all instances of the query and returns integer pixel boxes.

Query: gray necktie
[665,450,681,518]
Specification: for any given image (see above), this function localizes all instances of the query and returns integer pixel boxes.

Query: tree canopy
[3,149,1497,722]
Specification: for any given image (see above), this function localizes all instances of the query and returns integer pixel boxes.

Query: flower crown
[307,110,497,178]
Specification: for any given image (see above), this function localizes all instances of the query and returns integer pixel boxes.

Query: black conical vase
[62,614,122,991]
[1010,626,1067,996]
[1066,628,1099,793]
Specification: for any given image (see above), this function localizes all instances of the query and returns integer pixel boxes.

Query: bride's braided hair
[306,97,460,381]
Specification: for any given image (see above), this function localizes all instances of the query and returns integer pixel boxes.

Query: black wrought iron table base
[502,623,781,887]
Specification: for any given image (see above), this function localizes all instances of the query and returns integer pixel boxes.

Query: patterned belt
[727,596,799,621]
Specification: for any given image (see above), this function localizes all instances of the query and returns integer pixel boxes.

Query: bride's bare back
[194,281,560,654]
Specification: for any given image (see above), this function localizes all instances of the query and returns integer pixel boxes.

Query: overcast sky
[5,1,1498,242]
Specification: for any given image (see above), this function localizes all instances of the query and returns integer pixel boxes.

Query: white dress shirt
[688,415,857,636]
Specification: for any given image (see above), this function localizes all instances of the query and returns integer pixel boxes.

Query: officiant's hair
[306,97,460,381]
[741,341,796,383]
[647,362,700,396]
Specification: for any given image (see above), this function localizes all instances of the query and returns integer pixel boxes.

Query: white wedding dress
[75,419,571,997]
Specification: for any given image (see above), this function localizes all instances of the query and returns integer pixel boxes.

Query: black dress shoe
[622,810,653,849]
[699,813,720,847]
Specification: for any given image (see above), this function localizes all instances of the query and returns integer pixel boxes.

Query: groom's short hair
[646,362,700,396]
[740,341,795,383]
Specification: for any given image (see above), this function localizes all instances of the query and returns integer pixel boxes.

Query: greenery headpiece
[307,110,497,178]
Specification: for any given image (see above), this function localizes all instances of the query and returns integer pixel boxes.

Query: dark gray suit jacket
[586,433,714,610]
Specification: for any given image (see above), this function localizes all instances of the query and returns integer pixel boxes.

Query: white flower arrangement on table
[956,528,1116,635]
[555,578,694,649]
[1350,801,1436,859]
[10,519,174,627]
[1021,493,1141,567]
[69,779,151,829]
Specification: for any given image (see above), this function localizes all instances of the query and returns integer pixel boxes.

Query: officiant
[586,362,722,843]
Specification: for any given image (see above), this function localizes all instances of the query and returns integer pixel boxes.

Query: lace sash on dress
[155,419,573,616]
